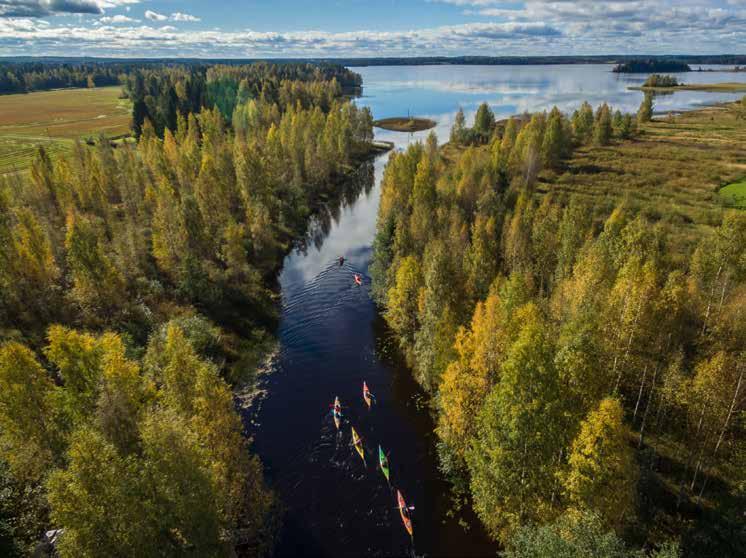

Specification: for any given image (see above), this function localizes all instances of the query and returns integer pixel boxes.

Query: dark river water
[244,64,746,558]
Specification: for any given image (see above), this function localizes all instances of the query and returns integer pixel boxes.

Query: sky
[0,0,744,58]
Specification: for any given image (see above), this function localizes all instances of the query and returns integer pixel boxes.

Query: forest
[0,60,361,97]
[0,62,373,556]
[371,100,745,557]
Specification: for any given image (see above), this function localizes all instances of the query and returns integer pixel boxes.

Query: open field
[719,179,746,208]
[630,82,746,93]
[550,103,746,256]
[0,86,130,174]
[373,116,436,132]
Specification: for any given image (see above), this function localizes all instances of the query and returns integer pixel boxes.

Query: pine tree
[450,108,466,145]
[638,93,654,124]
[594,103,613,146]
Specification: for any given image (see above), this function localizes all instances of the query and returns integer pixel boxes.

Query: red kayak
[363,381,372,408]
[354,274,362,286]
[397,490,413,537]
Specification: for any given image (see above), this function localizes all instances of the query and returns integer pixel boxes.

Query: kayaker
[338,256,345,266]
[354,274,362,285]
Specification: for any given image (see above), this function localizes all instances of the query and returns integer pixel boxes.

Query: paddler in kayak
[354,273,362,286]
[363,381,376,408]
[397,489,414,537]
[329,397,343,430]
[351,426,366,465]
[378,445,390,483]
[338,256,345,266]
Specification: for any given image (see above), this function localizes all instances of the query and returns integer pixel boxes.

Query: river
[244,64,746,558]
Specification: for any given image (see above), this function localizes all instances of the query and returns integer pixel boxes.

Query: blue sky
[0,1,744,57]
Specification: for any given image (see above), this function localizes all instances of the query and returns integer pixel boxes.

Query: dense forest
[371,101,745,556]
[0,59,361,98]
[123,62,361,138]
[0,63,373,556]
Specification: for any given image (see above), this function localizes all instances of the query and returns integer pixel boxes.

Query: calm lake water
[245,65,746,558]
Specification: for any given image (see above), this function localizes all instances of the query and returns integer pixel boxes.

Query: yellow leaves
[0,342,59,478]
[11,207,59,288]
[385,256,422,347]
[561,397,638,530]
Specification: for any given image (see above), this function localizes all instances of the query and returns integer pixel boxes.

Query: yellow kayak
[351,426,365,464]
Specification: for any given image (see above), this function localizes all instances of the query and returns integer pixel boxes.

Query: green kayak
[379,445,390,482]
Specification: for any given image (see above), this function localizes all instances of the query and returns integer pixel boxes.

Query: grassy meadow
[543,103,745,257]
[0,86,131,174]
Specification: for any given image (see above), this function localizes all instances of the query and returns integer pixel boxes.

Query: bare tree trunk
[677,400,707,509]
[613,299,642,394]
[638,363,659,448]
[700,265,722,336]
[696,362,744,502]
[633,364,649,422]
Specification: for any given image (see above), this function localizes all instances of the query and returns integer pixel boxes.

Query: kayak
[332,396,342,430]
[363,381,372,408]
[351,426,365,464]
[397,489,413,537]
[379,445,390,483]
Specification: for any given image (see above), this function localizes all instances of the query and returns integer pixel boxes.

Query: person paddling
[354,273,362,286]
[338,256,345,266]
[363,381,376,407]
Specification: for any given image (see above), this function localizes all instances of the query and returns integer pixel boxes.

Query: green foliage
[503,510,683,558]
[467,305,569,538]
[372,100,745,556]
[594,103,613,146]
[473,102,496,139]
[638,93,654,123]
[643,75,679,88]
[0,62,368,555]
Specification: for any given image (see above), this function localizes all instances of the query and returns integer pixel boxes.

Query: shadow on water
[243,148,496,558]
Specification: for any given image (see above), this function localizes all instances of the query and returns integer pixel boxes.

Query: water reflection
[354,64,746,143]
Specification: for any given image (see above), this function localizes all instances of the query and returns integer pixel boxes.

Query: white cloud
[171,12,199,22]
[143,9,166,21]
[98,13,136,23]
[0,1,745,56]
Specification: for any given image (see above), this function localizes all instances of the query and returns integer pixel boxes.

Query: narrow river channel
[245,146,495,557]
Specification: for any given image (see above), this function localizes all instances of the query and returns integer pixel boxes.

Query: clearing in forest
[0,86,131,174]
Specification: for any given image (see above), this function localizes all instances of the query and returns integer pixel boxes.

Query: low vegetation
[719,179,746,208]
[371,100,745,557]
[631,82,746,94]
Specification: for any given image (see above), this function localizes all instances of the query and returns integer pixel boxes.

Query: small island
[613,59,691,73]
[629,81,746,93]
[373,116,436,132]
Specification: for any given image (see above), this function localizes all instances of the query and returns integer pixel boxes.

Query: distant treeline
[0,59,361,101]
[124,62,362,137]
[613,59,692,73]
[0,62,125,94]
[4,55,746,70]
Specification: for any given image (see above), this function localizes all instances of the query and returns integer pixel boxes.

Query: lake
[245,64,746,558]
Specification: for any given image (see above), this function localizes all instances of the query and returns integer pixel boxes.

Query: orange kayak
[397,490,413,537]
[363,381,372,408]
